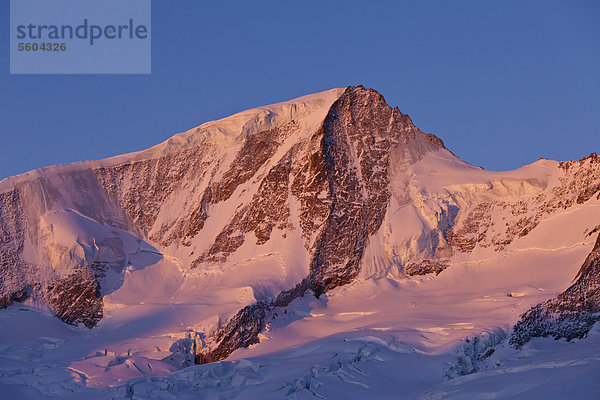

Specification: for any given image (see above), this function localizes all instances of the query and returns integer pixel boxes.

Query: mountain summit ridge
[0,86,599,377]
[0,87,346,191]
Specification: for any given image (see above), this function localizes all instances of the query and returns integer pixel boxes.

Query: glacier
[0,86,599,398]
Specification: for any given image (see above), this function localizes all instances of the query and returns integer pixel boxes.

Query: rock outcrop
[196,86,445,362]
[511,232,600,347]
[1,84,599,366]
[46,267,103,329]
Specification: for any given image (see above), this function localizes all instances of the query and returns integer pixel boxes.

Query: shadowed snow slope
[1,86,600,398]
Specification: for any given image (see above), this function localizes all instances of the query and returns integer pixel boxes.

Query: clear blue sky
[1,0,599,179]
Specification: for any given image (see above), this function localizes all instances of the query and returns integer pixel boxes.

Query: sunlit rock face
[1,86,600,372]
[512,230,600,346]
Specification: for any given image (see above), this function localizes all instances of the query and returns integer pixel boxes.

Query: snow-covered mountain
[1,86,599,398]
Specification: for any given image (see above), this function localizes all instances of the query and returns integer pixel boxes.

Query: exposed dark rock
[2,83,599,364]
[183,124,290,248]
[0,189,31,309]
[0,287,30,308]
[0,180,132,326]
[449,153,600,253]
[46,268,103,329]
[587,224,600,238]
[510,232,600,347]
[196,303,267,364]
[194,146,294,265]
[94,145,213,238]
[448,202,492,253]
[405,259,450,276]
[196,85,445,363]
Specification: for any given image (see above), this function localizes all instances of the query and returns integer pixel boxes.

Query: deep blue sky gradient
[1,0,599,179]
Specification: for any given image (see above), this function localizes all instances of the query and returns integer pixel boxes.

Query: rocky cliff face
[0,171,135,327]
[196,86,447,362]
[449,154,600,254]
[0,89,346,328]
[0,189,31,308]
[511,231,600,346]
[1,85,599,368]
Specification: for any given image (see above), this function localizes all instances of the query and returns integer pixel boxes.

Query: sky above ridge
[1,0,599,179]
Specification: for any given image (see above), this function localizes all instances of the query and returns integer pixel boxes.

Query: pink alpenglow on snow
[1,87,600,399]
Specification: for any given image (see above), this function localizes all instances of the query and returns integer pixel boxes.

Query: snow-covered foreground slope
[2,306,600,399]
[1,86,600,398]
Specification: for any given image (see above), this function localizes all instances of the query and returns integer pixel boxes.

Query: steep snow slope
[0,88,346,324]
[0,86,599,398]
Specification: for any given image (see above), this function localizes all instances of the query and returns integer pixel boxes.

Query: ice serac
[196,86,446,363]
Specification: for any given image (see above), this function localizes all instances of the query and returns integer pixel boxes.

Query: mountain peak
[146,87,347,153]
[1,86,600,395]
